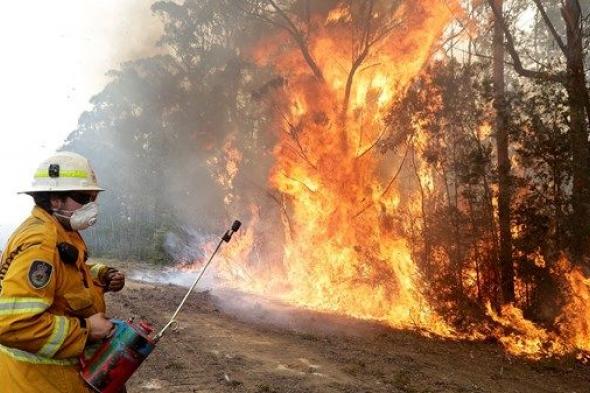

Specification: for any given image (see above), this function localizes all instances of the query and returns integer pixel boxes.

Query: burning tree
[217,0,463,334]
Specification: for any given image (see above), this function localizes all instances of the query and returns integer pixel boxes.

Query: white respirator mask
[53,202,99,231]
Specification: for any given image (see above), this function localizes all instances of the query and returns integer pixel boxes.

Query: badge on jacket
[28,260,53,289]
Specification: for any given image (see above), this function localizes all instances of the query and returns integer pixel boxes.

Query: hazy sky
[0,1,164,244]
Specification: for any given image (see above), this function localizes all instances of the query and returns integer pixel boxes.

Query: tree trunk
[412,147,430,269]
[493,0,515,303]
[563,0,590,263]
[477,142,500,306]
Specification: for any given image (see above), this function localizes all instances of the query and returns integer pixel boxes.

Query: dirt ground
[102,261,590,393]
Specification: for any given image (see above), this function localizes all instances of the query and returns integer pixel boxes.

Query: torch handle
[154,221,241,342]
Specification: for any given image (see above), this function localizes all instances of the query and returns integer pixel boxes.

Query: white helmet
[19,151,105,194]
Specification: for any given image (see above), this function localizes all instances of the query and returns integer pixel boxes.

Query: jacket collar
[32,205,86,246]
[32,206,73,238]
[32,206,60,227]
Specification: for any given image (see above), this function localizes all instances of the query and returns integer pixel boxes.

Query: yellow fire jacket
[0,206,110,393]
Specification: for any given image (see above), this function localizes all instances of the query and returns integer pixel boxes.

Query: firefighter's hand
[86,313,114,341]
[105,268,125,292]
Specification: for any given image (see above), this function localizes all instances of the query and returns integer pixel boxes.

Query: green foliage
[511,79,571,260]
[386,56,578,322]
[386,60,499,317]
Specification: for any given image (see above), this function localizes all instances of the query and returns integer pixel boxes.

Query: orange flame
[483,255,590,359]
[220,0,460,336]
[206,134,243,205]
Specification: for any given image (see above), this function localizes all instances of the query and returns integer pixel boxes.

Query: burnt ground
[101,261,590,393]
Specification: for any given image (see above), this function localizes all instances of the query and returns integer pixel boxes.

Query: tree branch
[267,0,325,81]
[352,140,409,219]
[233,2,294,34]
[232,0,324,81]
[486,0,567,84]
[356,125,387,159]
[282,172,317,193]
[278,110,318,170]
[532,0,568,56]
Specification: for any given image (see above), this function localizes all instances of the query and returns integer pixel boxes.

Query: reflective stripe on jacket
[0,206,106,393]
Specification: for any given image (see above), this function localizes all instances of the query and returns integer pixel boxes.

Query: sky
[0,1,164,245]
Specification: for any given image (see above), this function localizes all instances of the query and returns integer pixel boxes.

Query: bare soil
[102,261,589,393]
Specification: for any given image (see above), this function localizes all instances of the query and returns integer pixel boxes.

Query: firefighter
[0,151,125,393]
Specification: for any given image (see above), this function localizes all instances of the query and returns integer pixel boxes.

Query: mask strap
[51,210,73,231]
[52,209,72,218]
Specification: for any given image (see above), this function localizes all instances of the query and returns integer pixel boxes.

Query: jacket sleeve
[87,263,109,289]
[0,236,89,359]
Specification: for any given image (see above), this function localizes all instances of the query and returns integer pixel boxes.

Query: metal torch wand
[153,220,242,342]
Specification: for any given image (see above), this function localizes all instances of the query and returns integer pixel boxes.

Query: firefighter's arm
[0,242,88,359]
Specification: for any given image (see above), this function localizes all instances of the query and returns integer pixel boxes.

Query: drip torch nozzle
[222,220,242,242]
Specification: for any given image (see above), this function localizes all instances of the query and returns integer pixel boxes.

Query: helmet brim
[18,185,106,194]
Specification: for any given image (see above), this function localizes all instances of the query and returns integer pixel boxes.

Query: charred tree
[562,0,590,260]
[492,0,515,304]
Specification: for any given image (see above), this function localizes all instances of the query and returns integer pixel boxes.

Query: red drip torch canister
[80,319,156,393]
